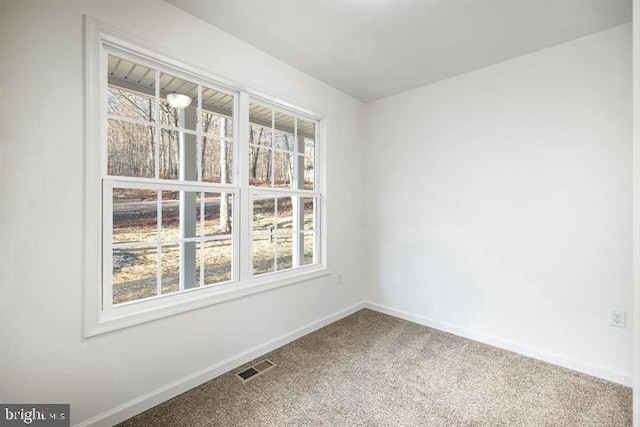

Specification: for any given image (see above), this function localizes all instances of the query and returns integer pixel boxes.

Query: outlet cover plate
[609,309,626,328]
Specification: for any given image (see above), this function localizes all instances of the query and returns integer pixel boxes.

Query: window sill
[85,267,330,338]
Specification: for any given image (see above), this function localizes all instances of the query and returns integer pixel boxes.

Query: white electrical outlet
[609,309,626,328]
[336,272,342,285]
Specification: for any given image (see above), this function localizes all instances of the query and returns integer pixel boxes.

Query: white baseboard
[363,301,632,387]
[74,301,365,427]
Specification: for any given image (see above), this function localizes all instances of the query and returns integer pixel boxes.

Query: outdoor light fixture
[166,93,192,109]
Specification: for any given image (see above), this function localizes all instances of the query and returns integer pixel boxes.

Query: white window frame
[84,17,328,337]
[246,97,322,278]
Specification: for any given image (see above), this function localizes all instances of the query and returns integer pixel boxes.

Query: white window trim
[84,16,328,337]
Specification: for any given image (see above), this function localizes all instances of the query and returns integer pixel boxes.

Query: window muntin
[104,51,238,308]
[248,100,320,277]
[251,195,318,275]
[93,38,323,328]
[105,182,236,306]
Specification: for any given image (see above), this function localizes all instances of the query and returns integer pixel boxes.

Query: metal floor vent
[236,359,275,382]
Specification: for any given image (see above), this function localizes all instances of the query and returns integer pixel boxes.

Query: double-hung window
[248,101,319,275]
[85,24,324,336]
[103,50,239,311]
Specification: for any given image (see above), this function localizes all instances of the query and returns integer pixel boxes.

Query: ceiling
[167,0,632,103]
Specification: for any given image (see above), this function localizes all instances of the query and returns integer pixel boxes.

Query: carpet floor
[118,309,631,426]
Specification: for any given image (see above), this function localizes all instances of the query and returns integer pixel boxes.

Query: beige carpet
[119,309,631,426]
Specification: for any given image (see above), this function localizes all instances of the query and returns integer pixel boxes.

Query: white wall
[632,1,640,424]
[0,1,366,425]
[365,24,633,384]
[0,1,633,425]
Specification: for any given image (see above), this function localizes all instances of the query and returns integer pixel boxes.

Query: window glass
[200,240,232,285]
[159,129,180,180]
[101,52,319,314]
[107,55,156,122]
[253,235,275,276]
[112,188,157,243]
[201,86,233,138]
[248,101,319,276]
[159,73,197,131]
[303,232,315,266]
[161,244,180,295]
[202,137,233,184]
[107,119,155,178]
[113,245,157,305]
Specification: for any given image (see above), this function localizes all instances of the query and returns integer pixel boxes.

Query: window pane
[274,150,292,188]
[107,119,155,178]
[179,240,198,289]
[160,129,179,180]
[161,191,179,240]
[304,143,314,158]
[274,130,293,152]
[160,73,197,131]
[186,132,199,181]
[303,232,315,266]
[250,102,272,143]
[253,234,275,276]
[161,244,180,295]
[107,87,154,122]
[303,197,315,231]
[304,155,314,190]
[276,233,293,271]
[201,112,225,137]
[276,197,293,230]
[159,130,198,182]
[198,193,233,236]
[302,129,315,190]
[112,188,157,243]
[249,146,272,186]
[107,55,156,122]
[274,111,294,152]
[298,118,315,154]
[253,195,275,234]
[249,123,271,146]
[112,246,157,304]
[202,137,233,184]
[201,111,233,140]
[201,86,234,137]
[292,154,304,190]
[162,191,200,240]
[225,118,234,138]
[199,240,232,285]
[182,191,199,239]
[275,111,295,146]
